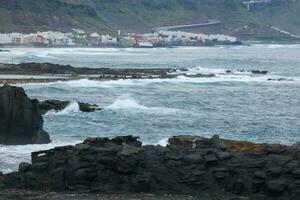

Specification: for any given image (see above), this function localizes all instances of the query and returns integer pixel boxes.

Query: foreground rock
[38,100,102,115]
[0,190,228,200]
[0,85,50,145]
[2,135,300,199]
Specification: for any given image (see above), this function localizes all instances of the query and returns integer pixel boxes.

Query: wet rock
[0,84,50,145]
[251,70,268,75]
[39,100,102,114]
[184,73,215,78]
[267,78,293,81]
[78,102,102,112]
[39,100,69,115]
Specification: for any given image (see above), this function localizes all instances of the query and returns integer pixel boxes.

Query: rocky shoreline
[1,135,300,199]
[0,62,276,84]
[0,84,101,145]
[0,64,297,199]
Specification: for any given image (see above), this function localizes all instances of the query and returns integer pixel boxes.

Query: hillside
[0,0,300,41]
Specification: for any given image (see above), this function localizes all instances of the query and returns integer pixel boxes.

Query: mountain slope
[0,0,299,40]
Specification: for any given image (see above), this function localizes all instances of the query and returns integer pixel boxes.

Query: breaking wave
[0,138,82,173]
[156,138,169,147]
[46,102,80,115]
[22,67,298,92]
[105,95,181,115]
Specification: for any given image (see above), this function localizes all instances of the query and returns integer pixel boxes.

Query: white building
[0,34,12,44]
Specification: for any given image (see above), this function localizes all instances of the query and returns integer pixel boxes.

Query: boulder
[38,100,69,115]
[251,70,268,75]
[0,84,50,145]
[78,102,102,112]
[39,100,102,114]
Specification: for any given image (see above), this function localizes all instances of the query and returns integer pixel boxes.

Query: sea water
[0,45,300,173]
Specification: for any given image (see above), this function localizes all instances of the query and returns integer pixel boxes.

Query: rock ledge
[2,135,300,199]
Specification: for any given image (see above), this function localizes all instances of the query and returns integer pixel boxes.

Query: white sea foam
[0,138,81,173]
[23,73,297,92]
[252,44,300,49]
[46,102,80,115]
[173,66,267,76]
[106,95,181,115]
[106,96,148,110]
[156,138,169,147]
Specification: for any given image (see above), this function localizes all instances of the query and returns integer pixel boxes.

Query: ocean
[0,45,300,173]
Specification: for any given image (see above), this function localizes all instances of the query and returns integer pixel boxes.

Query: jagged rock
[78,102,102,112]
[168,135,203,148]
[168,135,225,150]
[39,100,102,114]
[0,84,50,145]
[2,135,300,199]
[251,70,268,75]
[38,100,70,115]
[184,73,215,78]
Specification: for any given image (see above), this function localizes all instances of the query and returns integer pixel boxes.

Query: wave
[252,44,300,49]
[156,137,169,147]
[0,138,82,173]
[46,102,80,115]
[171,66,266,76]
[105,95,181,115]
[170,67,299,83]
[22,67,298,91]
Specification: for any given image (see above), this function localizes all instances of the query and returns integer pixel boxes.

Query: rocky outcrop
[78,102,101,112]
[38,100,102,115]
[38,100,70,115]
[3,135,300,199]
[0,84,50,145]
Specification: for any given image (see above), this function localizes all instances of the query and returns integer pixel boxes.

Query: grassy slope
[0,0,299,38]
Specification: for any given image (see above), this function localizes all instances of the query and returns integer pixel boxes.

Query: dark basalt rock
[0,84,50,145]
[39,100,102,114]
[78,102,102,112]
[267,78,293,82]
[2,135,300,199]
[184,73,215,78]
[38,100,70,115]
[251,70,268,75]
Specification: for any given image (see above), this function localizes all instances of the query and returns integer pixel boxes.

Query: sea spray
[105,95,182,115]
[45,102,80,115]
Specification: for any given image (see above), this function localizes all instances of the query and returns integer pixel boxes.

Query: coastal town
[0,29,241,48]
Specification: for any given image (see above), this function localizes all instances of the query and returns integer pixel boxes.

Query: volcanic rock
[2,135,300,199]
[0,84,50,145]
[39,100,102,114]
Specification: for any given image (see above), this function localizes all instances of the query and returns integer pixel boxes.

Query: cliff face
[0,0,300,41]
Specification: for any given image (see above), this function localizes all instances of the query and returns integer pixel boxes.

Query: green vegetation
[0,0,299,40]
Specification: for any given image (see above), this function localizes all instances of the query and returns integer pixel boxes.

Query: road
[152,19,221,32]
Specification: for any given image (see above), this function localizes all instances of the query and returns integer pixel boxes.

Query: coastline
[0,62,276,85]
[1,135,300,199]
[0,60,299,199]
